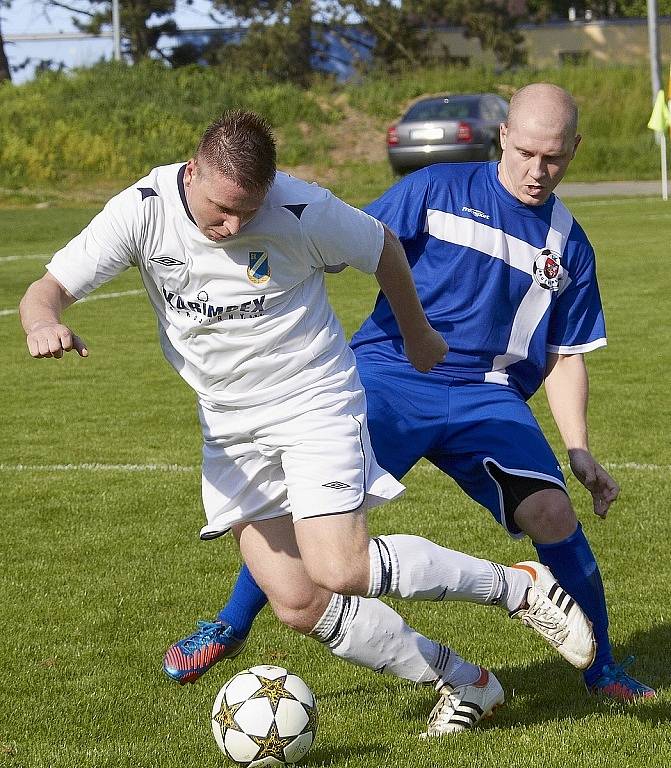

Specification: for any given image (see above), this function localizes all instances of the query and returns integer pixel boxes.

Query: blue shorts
[357,357,567,537]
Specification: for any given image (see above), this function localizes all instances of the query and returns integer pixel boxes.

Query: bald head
[498,83,581,206]
[507,83,579,141]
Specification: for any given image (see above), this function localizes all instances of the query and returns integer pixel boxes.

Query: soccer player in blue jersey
[163,84,654,700]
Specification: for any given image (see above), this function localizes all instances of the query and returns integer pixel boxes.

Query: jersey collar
[177,164,198,227]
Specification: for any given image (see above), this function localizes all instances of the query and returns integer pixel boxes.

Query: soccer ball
[211,665,318,767]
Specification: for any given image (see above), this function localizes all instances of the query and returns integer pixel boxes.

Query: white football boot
[421,668,504,737]
[510,561,596,670]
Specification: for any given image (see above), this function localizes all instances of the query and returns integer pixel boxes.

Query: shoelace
[520,594,570,644]
[427,688,461,731]
[599,655,637,684]
[179,620,231,654]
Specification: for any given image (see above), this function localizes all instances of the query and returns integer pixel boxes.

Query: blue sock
[217,563,268,638]
[533,522,614,686]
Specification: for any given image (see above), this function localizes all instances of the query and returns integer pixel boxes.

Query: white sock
[310,592,476,686]
[499,564,533,613]
[368,534,507,604]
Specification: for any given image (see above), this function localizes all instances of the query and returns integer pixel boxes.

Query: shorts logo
[150,256,185,267]
[532,249,564,291]
[322,481,351,489]
[248,251,271,284]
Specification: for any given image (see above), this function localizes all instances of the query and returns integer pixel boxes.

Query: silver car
[387,93,509,174]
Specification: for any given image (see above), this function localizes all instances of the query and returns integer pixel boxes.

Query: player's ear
[572,134,582,158]
[499,123,508,150]
[184,158,197,186]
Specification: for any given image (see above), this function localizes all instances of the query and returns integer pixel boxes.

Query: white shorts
[198,382,405,539]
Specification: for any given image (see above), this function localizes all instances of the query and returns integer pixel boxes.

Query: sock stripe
[330,596,359,650]
[371,536,394,597]
[490,562,507,605]
[379,537,393,596]
[317,595,360,647]
[434,643,451,675]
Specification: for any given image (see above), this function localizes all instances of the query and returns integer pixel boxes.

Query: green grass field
[1,197,670,768]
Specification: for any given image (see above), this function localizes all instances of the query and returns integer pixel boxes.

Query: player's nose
[528,158,546,180]
[225,216,242,235]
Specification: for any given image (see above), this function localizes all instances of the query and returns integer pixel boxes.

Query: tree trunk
[287,0,313,87]
[0,18,12,83]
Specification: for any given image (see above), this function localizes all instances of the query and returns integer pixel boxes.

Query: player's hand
[568,448,619,519]
[26,321,89,359]
[403,325,448,372]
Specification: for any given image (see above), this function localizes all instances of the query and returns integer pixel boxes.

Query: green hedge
[0,60,664,196]
[0,61,337,188]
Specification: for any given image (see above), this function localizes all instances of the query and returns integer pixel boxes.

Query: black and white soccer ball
[211,665,318,767]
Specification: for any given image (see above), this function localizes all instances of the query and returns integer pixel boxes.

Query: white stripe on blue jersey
[351,162,607,401]
[484,198,575,386]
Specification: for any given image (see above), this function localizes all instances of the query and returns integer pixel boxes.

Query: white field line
[0,252,51,263]
[0,461,668,474]
[0,288,145,317]
[0,463,197,472]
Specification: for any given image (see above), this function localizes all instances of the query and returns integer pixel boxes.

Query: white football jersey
[47,164,384,407]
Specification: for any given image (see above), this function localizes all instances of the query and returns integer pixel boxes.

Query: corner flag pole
[661,132,668,201]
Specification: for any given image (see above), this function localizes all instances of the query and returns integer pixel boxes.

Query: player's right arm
[20,183,147,360]
[20,273,88,359]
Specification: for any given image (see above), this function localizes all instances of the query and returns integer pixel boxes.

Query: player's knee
[515,489,577,543]
[304,557,368,596]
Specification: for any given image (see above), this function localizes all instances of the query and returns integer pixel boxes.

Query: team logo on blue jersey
[533,249,564,291]
[247,251,271,284]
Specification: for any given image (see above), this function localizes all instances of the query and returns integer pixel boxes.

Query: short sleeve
[364,168,431,242]
[47,186,141,299]
[547,238,607,354]
[302,191,384,274]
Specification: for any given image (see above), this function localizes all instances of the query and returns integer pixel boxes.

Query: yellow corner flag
[648,89,670,132]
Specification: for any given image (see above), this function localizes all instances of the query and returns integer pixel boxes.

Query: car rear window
[404,99,476,121]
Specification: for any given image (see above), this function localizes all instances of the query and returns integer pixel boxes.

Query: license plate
[410,127,444,141]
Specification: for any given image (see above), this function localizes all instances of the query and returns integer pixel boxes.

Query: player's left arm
[374,224,447,372]
[544,352,619,518]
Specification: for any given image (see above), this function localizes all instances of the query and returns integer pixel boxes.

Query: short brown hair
[196,110,277,195]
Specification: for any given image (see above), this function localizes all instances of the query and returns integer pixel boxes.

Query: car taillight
[456,122,473,143]
[387,126,400,146]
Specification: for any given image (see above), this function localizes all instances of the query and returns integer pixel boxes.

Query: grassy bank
[0,60,663,205]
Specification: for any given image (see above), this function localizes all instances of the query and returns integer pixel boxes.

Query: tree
[0,3,12,83]
[198,0,528,85]
[458,0,527,67]
[350,0,527,70]
[200,0,314,86]
[44,0,179,61]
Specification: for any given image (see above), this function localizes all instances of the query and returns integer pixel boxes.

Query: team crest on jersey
[247,251,271,284]
[532,249,564,291]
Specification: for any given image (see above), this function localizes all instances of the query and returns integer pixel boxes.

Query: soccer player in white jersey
[20,109,597,736]
[168,86,655,701]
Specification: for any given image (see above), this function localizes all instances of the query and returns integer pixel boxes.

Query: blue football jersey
[350,162,606,400]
